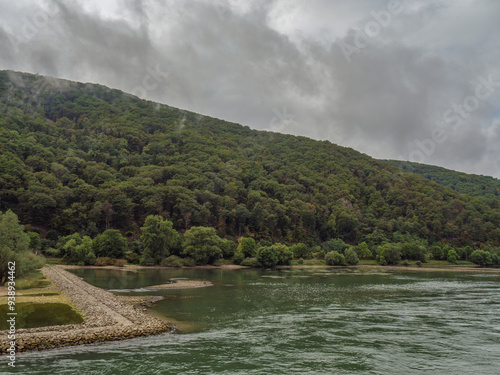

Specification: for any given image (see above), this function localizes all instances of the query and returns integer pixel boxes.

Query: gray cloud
[0,0,499,177]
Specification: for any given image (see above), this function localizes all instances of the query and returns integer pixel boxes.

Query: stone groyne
[0,266,174,353]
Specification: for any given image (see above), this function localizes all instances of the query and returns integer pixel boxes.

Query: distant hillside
[385,160,500,198]
[1,70,500,249]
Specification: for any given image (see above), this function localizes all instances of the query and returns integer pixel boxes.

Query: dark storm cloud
[0,0,499,177]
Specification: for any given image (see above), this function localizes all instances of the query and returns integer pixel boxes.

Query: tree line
[0,71,499,273]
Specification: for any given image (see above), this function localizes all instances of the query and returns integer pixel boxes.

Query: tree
[4,71,500,255]
[140,215,181,265]
[430,245,445,260]
[291,243,311,259]
[325,251,346,266]
[28,232,42,251]
[447,249,458,264]
[356,242,373,259]
[63,235,95,265]
[345,248,360,265]
[0,245,13,284]
[376,243,402,265]
[79,236,96,265]
[336,211,359,241]
[322,239,347,254]
[183,226,223,265]
[232,251,245,265]
[0,211,44,283]
[256,246,278,267]
[221,239,236,259]
[401,242,427,262]
[238,237,256,258]
[93,229,127,259]
[0,210,29,252]
[273,243,292,265]
[470,250,493,266]
[0,211,28,283]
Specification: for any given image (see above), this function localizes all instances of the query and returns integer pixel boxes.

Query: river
[12,267,500,374]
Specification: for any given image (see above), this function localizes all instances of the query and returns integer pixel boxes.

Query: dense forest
[385,160,500,198]
[1,70,499,269]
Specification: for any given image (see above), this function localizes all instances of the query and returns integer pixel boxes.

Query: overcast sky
[1,0,499,177]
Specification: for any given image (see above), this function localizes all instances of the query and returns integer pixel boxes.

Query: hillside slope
[1,70,499,249]
[384,160,500,198]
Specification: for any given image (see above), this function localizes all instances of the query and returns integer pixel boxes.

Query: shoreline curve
[0,265,174,354]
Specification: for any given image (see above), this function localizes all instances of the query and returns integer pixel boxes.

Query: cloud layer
[1,0,499,177]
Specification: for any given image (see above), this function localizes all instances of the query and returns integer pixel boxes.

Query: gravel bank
[0,266,174,353]
[146,280,213,289]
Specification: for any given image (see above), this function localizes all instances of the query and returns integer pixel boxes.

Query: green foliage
[28,232,42,250]
[240,257,261,267]
[161,255,184,267]
[376,243,402,265]
[62,235,95,265]
[94,257,116,266]
[0,210,29,252]
[344,248,360,265]
[0,210,44,283]
[1,71,500,254]
[387,160,500,198]
[125,251,141,264]
[430,246,445,261]
[401,259,410,266]
[325,251,346,266]
[221,239,237,259]
[181,257,196,267]
[291,243,311,259]
[256,246,279,267]
[125,251,140,264]
[470,250,493,266]
[492,253,500,266]
[458,246,473,261]
[315,249,326,259]
[273,243,293,265]
[0,245,13,284]
[140,215,181,265]
[356,242,373,259]
[12,251,45,278]
[92,230,127,259]
[447,249,458,264]
[378,256,388,266]
[321,239,347,254]
[182,226,223,265]
[401,242,427,262]
[232,251,245,265]
[238,237,256,258]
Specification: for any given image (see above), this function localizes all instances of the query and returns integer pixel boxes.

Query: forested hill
[1,70,499,250]
[384,160,500,199]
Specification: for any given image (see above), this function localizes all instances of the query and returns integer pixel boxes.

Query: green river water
[9,267,500,374]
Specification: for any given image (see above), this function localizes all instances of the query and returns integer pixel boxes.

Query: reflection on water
[0,302,83,330]
[15,268,500,375]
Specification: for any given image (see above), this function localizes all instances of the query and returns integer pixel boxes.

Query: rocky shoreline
[0,266,174,354]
